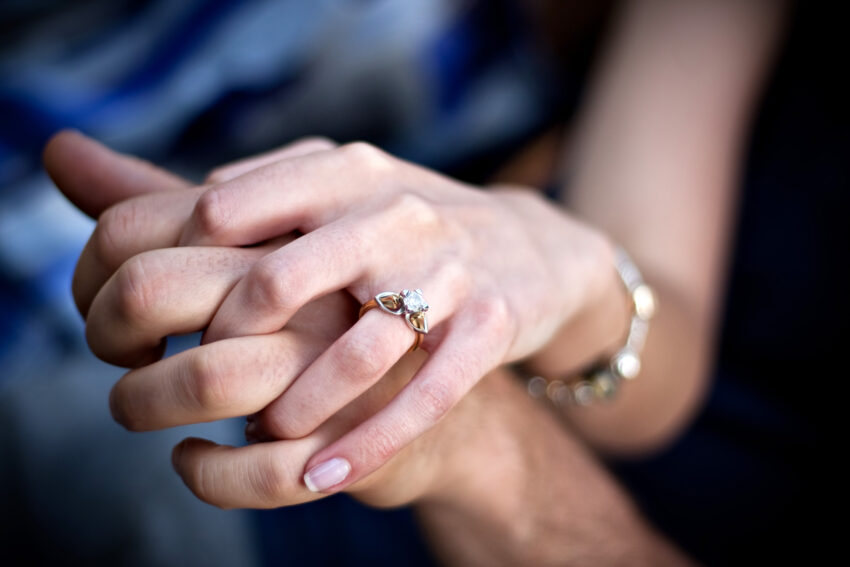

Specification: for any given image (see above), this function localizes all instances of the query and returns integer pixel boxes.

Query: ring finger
[254,265,467,440]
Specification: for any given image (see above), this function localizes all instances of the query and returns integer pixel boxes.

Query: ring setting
[359,289,429,351]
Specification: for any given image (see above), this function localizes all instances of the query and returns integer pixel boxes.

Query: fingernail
[303,458,351,492]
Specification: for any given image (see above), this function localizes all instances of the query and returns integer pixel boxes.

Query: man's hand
[44,131,693,565]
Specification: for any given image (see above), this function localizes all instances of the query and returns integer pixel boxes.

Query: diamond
[401,289,428,313]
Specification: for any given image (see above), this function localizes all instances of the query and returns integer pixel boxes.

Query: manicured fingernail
[303,458,351,492]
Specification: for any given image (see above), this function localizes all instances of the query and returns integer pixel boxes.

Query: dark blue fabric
[254,495,437,567]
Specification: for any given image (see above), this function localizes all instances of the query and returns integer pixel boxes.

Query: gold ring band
[358,289,429,353]
[359,299,424,352]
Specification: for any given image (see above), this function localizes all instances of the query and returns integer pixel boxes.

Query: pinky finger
[300,309,509,494]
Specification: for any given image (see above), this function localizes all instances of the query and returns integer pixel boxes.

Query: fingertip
[42,129,117,218]
[171,439,188,471]
[172,437,217,471]
[107,384,125,427]
[42,128,85,177]
[303,457,352,493]
[43,129,191,218]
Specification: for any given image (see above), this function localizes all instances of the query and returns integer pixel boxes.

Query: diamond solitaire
[401,289,428,314]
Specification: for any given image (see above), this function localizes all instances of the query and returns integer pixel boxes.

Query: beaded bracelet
[523,246,656,407]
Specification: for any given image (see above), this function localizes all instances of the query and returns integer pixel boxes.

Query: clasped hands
[45,130,612,509]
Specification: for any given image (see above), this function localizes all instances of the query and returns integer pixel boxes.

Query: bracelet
[523,246,656,407]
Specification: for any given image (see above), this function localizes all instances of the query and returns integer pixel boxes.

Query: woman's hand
[43,131,445,509]
[174,139,616,492]
[48,130,617,494]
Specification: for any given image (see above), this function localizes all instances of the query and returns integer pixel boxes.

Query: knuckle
[388,192,439,230]
[363,423,401,462]
[293,136,337,152]
[339,141,393,173]
[114,254,160,325]
[184,349,233,412]
[413,380,455,423]
[476,295,512,333]
[334,332,386,381]
[440,260,472,295]
[247,260,296,312]
[191,187,232,242]
[94,201,141,269]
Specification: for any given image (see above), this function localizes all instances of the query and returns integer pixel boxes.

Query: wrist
[489,186,629,358]
[525,236,632,378]
[525,245,656,406]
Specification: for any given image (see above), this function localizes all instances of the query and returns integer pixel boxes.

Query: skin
[53,131,619,493]
[44,131,692,565]
[526,0,786,453]
[41,0,785,563]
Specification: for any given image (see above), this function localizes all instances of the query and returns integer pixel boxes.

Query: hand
[174,138,615,492]
[45,134,692,566]
[43,131,445,509]
[48,131,614,495]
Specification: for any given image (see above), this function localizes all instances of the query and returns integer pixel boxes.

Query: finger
[86,246,269,367]
[179,142,403,247]
[171,350,433,510]
[73,187,207,316]
[169,341,405,511]
[60,135,332,316]
[203,215,372,342]
[43,129,190,218]
[204,137,337,184]
[109,331,328,431]
[171,437,326,510]
[301,306,509,493]
[204,192,444,342]
[71,137,333,316]
[255,265,468,440]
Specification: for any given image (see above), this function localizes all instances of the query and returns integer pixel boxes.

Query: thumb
[43,130,191,219]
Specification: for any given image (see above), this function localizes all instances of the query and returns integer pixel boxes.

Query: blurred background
[0,1,577,565]
[1,0,845,566]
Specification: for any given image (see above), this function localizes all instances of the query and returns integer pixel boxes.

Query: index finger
[43,130,190,218]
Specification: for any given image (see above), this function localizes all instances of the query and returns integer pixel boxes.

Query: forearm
[527,0,786,453]
[413,368,693,566]
[525,267,713,455]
